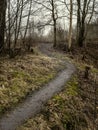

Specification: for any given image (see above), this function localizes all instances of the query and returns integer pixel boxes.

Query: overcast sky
[9,0,98,36]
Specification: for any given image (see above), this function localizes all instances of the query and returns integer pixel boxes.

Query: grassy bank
[17,51,98,130]
[0,48,65,116]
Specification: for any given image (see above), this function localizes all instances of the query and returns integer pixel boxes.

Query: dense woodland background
[0,0,98,56]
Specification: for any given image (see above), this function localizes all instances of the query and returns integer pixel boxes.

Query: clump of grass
[66,76,79,96]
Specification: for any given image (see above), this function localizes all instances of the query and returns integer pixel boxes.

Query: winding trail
[0,43,76,130]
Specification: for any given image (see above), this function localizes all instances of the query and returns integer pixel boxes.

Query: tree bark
[51,0,57,48]
[68,0,73,50]
[53,19,57,48]
[76,0,95,47]
[0,0,7,53]
[23,0,32,49]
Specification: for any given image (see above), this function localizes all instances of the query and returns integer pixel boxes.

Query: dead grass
[0,47,65,115]
[17,76,87,130]
[17,51,98,130]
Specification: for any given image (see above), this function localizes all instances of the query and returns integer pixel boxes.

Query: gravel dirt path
[0,43,76,130]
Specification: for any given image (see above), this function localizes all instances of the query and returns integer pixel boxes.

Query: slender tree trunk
[16,0,24,42]
[0,0,7,53]
[68,0,73,50]
[76,0,82,47]
[78,0,87,47]
[53,19,57,48]
[51,0,57,48]
[14,0,20,49]
[23,0,32,49]
[8,0,11,54]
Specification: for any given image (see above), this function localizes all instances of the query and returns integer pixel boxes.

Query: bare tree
[34,0,58,48]
[76,0,96,47]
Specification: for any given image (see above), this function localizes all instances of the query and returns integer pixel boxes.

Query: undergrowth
[17,76,87,130]
[17,49,98,130]
[0,47,65,116]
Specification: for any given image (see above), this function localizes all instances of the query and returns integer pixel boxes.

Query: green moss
[33,72,56,86]
[66,77,79,96]
[91,67,98,74]
[53,95,63,101]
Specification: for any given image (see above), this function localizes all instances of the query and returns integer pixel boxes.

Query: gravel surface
[0,43,76,130]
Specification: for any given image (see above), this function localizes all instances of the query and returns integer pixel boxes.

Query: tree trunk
[53,19,57,48]
[76,0,82,47]
[51,0,57,48]
[8,0,11,55]
[23,0,32,49]
[68,0,73,50]
[77,27,85,47]
[0,0,7,53]
[76,0,90,47]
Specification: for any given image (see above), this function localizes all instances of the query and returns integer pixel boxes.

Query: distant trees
[35,0,58,48]
[76,0,96,47]
[0,0,7,53]
[5,0,40,57]
[59,0,74,50]
[0,0,97,56]
[62,0,97,48]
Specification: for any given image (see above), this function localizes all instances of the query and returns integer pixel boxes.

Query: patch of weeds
[66,76,79,96]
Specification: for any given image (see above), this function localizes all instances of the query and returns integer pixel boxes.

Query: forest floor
[0,46,66,116]
[0,44,76,130]
[16,43,98,130]
[0,43,97,130]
